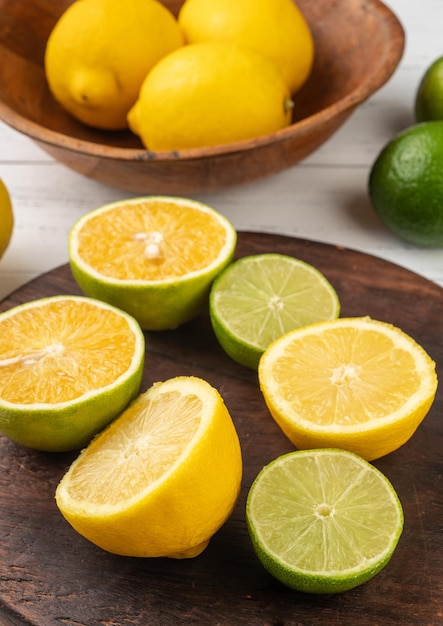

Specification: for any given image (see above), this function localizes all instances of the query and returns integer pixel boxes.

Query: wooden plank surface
[0,231,441,626]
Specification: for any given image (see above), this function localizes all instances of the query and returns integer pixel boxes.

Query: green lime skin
[415,56,443,122]
[368,121,443,247]
[246,449,404,594]
[209,253,340,370]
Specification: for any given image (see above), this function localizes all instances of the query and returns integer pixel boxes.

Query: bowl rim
[0,0,405,162]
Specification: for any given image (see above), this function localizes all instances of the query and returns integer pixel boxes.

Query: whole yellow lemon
[45,0,184,130]
[0,179,14,260]
[128,41,294,151]
[178,0,314,94]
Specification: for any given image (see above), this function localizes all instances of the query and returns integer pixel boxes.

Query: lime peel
[209,253,340,370]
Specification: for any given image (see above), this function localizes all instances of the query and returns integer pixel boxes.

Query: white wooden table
[1,0,443,302]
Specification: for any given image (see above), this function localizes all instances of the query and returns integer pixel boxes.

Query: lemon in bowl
[178,0,314,95]
[0,0,405,194]
[44,0,184,130]
[128,41,293,151]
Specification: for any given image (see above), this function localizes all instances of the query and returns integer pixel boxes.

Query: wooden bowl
[0,0,404,194]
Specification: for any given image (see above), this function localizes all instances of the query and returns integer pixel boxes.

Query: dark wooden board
[0,231,442,626]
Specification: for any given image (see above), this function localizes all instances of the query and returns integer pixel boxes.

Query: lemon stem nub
[285,98,295,114]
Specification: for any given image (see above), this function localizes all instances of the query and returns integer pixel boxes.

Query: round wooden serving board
[0,232,442,626]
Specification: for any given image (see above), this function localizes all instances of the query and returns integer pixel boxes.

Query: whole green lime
[415,56,443,122]
[368,121,443,247]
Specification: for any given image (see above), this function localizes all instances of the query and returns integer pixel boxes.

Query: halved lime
[246,449,404,594]
[209,253,340,369]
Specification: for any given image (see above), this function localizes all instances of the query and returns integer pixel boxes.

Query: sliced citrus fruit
[258,317,437,460]
[44,0,184,130]
[55,376,242,558]
[0,295,145,452]
[68,196,237,330]
[209,253,340,369]
[246,448,404,594]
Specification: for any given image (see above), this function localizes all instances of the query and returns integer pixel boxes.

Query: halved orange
[68,196,237,330]
[0,295,145,451]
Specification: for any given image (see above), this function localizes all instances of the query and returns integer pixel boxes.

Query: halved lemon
[209,253,340,369]
[258,317,437,460]
[56,376,243,558]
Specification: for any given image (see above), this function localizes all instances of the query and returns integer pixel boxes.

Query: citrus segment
[246,449,404,594]
[68,196,237,330]
[0,295,145,451]
[209,253,340,370]
[258,317,437,460]
[55,376,243,558]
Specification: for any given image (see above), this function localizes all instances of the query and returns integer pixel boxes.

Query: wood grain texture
[0,232,442,625]
[0,0,404,193]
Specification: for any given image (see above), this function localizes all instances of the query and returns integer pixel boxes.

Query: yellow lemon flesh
[55,376,243,558]
[258,317,437,461]
[128,41,293,151]
[0,296,145,451]
[0,179,14,260]
[45,0,184,130]
[178,0,314,94]
[68,196,237,330]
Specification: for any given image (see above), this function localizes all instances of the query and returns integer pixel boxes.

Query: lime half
[209,253,340,369]
[246,449,404,594]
